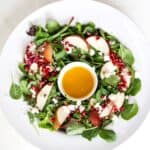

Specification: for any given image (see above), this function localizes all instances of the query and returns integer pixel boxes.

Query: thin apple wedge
[108,93,125,110]
[36,84,53,111]
[86,36,109,55]
[54,106,70,129]
[63,35,89,52]
[41,42,53,62]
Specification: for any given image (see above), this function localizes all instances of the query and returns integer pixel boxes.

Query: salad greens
[9,18,141,142]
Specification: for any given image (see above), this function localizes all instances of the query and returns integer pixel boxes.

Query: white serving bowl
[0,0,150,150]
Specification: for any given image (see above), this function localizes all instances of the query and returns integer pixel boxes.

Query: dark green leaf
[118,44,134,65]
[46,20,60,34]
[126,78,141,96]
[102,75,120,86]
[10,83,22,99]
[82,128,98,141]
[18,63,26,74]
[54,50,66,60]
[99,129,116,142]
[20,80,30,95]
[121,103,139,120]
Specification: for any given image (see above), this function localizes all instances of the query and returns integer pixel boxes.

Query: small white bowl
[57,62,98,101]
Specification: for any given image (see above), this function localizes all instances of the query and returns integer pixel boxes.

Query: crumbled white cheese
[30,63,38,73]
[89,49,95,56]
[30,88,36,98]
[98,51,103,56]
[52,98,58,104]
[89,98,96,106]
[109,41,116,45]
[104,55,110,62]
[100,61,117,79]
[76,101,81,106]
[108,92,125,110]
[56,67,61,71]
[125,95,129,99]
[79,105,85,112]
[28,42,36,51]
[111,114,118,122]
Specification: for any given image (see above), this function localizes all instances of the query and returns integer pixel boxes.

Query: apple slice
[100,103,113,118]
[108,92,125,110]
[100,61,117,79]
[39,42,53,62]
[54,106,70,129]
[86,36,109,55]
[63,35,89,52]
[36,84,53,111]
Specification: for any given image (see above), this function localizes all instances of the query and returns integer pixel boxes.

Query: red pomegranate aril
[31,86,39,94]
[112,105,118,113]
[96,36,100,40]
[81,111,86,117]
[50,117,55,123]
[65,48,69,51]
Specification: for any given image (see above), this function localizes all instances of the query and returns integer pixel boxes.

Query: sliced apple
[120,67,132,89]
[40,42,53,62]
[108,92,125,110]
[100,61,117,79]
[36,84,53,111]
[54,106,70,129]
[63,35,89,52]
[86,36,109,55]
[100,103,113,118]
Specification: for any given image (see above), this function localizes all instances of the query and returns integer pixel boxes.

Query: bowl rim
[0,0,150,150]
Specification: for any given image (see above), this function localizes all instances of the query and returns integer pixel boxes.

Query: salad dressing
[62,66,94,99]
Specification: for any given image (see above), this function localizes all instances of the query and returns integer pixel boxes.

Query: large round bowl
[0,0,150,149]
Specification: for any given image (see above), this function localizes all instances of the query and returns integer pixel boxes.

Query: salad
[10,17,141,142]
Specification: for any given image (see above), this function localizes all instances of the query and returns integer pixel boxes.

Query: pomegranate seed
[50,117,55,123]
[65,47,69,51]
[96,36,100,40]
[81,111,86,117]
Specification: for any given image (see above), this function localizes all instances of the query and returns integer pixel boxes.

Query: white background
[0,0,150,150]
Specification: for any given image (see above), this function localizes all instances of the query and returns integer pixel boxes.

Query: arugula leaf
[126,78,141,96]
[99,129,116,142]
[82,128,98,141]
[27,111,35,123]
[35,26,49,40]
[39,114,54,131]
[10,83,22,99]
[83,22,95,34]
[121,103,139,120]
[20,80,30,95]
[102,75,120,86]
[76,22,82,34]
[102,119,113,128]
[18,63,26,74]
[54,50,66,60]
[66,122,86,135]
[46,20,60,34]
[118,44,134,65]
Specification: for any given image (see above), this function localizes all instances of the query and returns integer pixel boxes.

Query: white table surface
[0,0,150,150]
